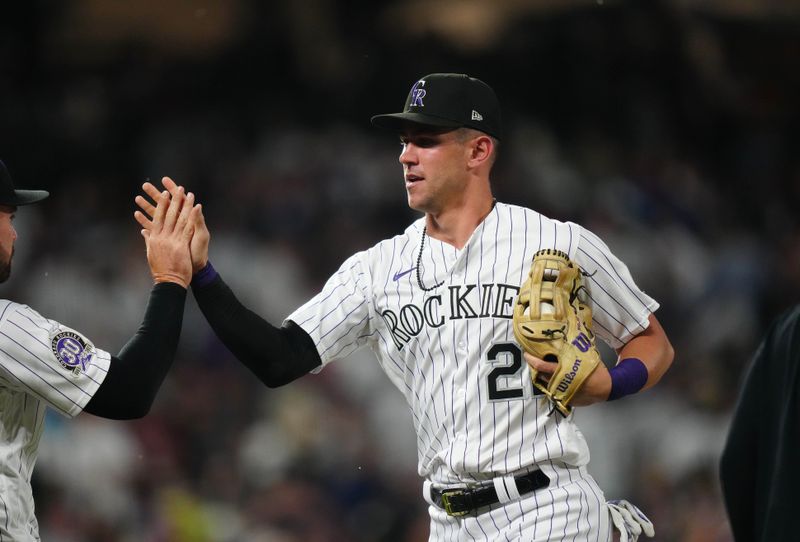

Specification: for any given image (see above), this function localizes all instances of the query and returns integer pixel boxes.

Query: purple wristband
[191,261,218,288]
[608,357,648,401]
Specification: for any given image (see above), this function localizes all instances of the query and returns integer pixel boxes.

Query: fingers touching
[134,176,210,276]
[134,176,185,226]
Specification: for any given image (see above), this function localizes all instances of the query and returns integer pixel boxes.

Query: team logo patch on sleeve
[50,330,95,376]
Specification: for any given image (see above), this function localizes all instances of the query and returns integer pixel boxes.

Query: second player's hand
[135,177,210,273]
[137,187,196,288]
[524,353,612,406]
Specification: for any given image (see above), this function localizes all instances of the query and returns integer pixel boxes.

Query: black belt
[430,469,550,517]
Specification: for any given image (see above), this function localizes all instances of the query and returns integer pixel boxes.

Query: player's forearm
[84,282,187,419]
[615,313,674,391]
[192,267,321,387]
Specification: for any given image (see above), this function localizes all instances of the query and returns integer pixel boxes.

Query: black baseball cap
[371,73,502,140]
[0,160,49,206]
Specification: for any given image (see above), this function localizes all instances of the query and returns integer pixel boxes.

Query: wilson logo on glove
[571,332,592,352]
[556,359,584,393]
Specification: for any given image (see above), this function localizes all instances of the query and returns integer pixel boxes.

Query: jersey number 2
[486,343,541,401]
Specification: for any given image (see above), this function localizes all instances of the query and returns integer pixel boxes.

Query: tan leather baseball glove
[513,249,601,417]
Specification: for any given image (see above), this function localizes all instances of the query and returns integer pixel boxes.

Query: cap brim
[371,112,463,132]
[0,189,50,206]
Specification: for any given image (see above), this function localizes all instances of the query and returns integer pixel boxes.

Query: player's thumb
[185,205,202,238]
[193,204,207,227]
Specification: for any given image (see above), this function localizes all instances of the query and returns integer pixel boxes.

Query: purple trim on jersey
[191,261,218,288]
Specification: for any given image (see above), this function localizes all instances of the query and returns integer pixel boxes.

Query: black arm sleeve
[191,273,321,387]
[83,282,187,419]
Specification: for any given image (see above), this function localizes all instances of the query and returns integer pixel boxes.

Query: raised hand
[135,177,210,273]
[134,180,197,288]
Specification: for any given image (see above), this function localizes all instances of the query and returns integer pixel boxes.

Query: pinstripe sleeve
[0,301,111,418]
[572,226,660,349]
[285,251,374,369]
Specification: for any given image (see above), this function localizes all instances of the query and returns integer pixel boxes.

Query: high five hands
[135,177,210,275]
[133,177,205,288]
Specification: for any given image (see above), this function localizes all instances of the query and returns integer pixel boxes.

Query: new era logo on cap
[371,73,502,140]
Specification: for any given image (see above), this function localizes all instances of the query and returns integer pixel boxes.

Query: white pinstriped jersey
[288,203,658,485]
[0,300,111,541]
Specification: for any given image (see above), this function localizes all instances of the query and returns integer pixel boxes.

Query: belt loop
[492,475,521,504]
[423,480,436,507]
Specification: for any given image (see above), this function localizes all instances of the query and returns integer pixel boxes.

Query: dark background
[1,1,798,540]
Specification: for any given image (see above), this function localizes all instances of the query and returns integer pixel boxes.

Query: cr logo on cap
[410,80,426,107]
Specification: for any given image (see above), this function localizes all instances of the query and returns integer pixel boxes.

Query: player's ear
[467,134,494,169]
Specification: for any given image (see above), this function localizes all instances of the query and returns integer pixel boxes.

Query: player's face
[398,127,472,213]
[0,206,18,283]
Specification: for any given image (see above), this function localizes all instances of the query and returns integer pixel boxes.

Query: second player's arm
[191,271,321,387]
[85,186,197,419]
[136,179,322,387]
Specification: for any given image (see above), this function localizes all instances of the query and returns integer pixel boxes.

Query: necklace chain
[415,201,497,292]
[416,226,444,292]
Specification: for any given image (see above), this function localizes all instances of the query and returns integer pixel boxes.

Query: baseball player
[0,161,197,541]
[137,74,674,540]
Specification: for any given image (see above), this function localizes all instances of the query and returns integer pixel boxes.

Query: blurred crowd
[1,1,799,541]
